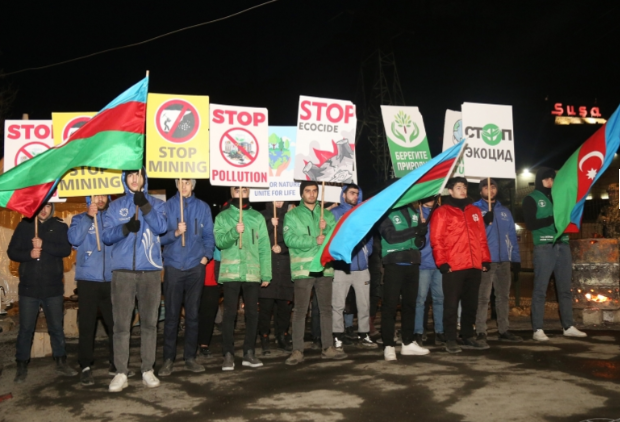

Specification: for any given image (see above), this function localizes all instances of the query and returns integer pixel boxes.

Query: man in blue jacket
[102,169,167,392]
[69,195,121,386]
[474,179,522,345]
[158,179,214,377]
[331,184,377,348]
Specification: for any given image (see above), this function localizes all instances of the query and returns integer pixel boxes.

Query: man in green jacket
[283,181,347,365]
[214,187,271,371]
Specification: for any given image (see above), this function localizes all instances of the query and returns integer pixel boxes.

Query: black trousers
[442,268,481,342]
[77,280,114,368]
[381,264,419,347]
[221,282,259,355]
[258,298,292,337]
[197,285,221,347]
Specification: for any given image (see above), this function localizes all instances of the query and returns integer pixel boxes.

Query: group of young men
[7,167,588,391]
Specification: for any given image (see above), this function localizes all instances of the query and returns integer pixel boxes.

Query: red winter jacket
[430,202,491,271]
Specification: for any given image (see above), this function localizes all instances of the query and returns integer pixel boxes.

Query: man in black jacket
[8,202,76,383]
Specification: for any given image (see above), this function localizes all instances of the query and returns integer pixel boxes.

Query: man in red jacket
[430,177,491,353]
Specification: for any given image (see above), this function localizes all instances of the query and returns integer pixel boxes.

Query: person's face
[126,172,144,192]
[344,188,359,206]
[481,185,497,201]
[302,186,318,205]
[542,177,554,189]
[274,201,284,209]
[231,188,249,198]
[449,183,468,199]
[92,195,108,210]
[178,179,193,197]
[422,199,435,208]
[38,204,52,220]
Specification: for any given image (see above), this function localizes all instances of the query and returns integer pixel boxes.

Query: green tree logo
[389,111,421,148]
[481,123,502,146]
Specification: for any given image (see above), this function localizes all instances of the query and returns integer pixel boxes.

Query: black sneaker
[499,331,523,342]
[461,336,490,350]
[435,333,447,346]
[445,340,462,354]
[260,335,271,356]
[222,352,235,371]
[54,356,78,377]
[158,359,174,377]
[14,361,27,383]
[80,367,95,386]
[476,333,489,348]
[311,337,322,350]
[345,326,359,341]
[242,350,264,368]
[199,346,212,358]
[276,334,293,352]
[414,333,425,347]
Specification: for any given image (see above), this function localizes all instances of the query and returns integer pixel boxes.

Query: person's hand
[439,263,451,274]
[272,245,281,254]
[483,211,494,225]
[236,222,245,234]
[414,235,426,249]
[482,262,491,272]
[31,248,41,259]
[124,219,141,234]
[511,262,521,273]
[261,281,270,287]
[200,257,208,265]
[176,222,187,237]
[317,235,325,245]
[32,237,42,249]
[133,191,148,207]
[271,217,278,227]
[87,203,98,218]
[319,219,327,230]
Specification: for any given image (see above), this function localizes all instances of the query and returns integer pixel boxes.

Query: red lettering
[224,110,237,124]
[591,107,601,118]
[253,112,266,126]
[238,112,252,126]
[551,103,563,116]
[35,124,50,139]
[7,124,20,139]
[345,105,355,124]
[212,109,225,124]
[300,100,312,121]
[313,102,327,121]
[22,124,34,139]
[212,170,219,180]
[566,105,576,116]
[326,104,343,123]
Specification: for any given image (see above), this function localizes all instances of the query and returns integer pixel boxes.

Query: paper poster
[442,109,468,179]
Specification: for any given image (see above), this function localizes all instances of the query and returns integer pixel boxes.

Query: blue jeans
[16,295,66,361]
[415,269,444,334]
[531,243,574,331]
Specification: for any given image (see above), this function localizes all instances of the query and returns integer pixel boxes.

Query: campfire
[585,293,610,303]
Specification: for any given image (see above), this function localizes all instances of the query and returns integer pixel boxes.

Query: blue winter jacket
[102,170,167,271]
[160,192,215,270]
[68,198,113,282]
[331,185,373,271]
[419,205,438,270]
[473,199,521,263]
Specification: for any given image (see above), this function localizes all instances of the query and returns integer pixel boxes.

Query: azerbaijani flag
[309,141,466,271]
[553,104,620,240]
[0,77,148,217]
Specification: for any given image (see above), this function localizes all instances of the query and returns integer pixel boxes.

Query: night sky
[1,0,619,205]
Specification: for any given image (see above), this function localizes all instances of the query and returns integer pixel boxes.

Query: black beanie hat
[479,178,498,193]
[299,180,318,196]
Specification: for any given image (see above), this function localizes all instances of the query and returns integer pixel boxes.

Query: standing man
[523,168,587,341]
[597,183,620,239]
[159,179,214,376]
[68,195,119,386]
[284,181,347,365]
[431,177,491,353]
[474,179,522,345]
[214,187,271,371]
[330,184,376,348]
[9,202,76,383]
[259,201,294,355]
[102,169,167,392]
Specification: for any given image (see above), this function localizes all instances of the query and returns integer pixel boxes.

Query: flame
[585,293,610,303]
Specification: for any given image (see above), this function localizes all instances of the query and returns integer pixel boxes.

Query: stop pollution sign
[15,142,49,167]
[155,99,200,143]
[220,128,259,168]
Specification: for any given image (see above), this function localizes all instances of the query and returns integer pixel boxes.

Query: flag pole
[135,169,141,223]
[92,196,101,251]
[320,181,325,236]
[34,215,38,238]
[239,186,243,249]
[273,202,277,246]
[419,203,425,224]
[180,185,185,247]
[487,177,491,212]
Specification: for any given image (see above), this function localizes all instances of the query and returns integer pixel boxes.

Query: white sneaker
[401,341,430,356]
[533,329,549,341]
[334,336,343,349]
[142,370,160,388]
[109,373,128,393]
[563,326,587,338]
[384,346,397,361]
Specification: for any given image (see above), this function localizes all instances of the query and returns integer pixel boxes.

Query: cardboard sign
[461,102,516,179]
[381,106,431,177]
[146,93,210,178]
[250,126,301,202]
[209,104,269,187]
[4,120,65,202]
[52,112,124,197]
[442,109,467,179]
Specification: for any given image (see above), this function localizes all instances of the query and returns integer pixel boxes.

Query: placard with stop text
[461,102,516,179]
[52,112,124,197]
[146,93,210,178]
[4,120,65,202]
[209,104,269,188]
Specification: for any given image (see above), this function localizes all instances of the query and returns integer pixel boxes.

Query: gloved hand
[414,235,426,249]
[439,263,451,274]
[133,191,148,207]
[123,219,141,236]
[511,262,521,273]
[482,262,491,271]
[416,221,428,236]
[483,211,494,225]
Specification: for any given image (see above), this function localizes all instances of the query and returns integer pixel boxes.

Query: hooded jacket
[331,185,373,272]
[68,197,113,282]
[473,199,521,263]
[214,200,272,283]
[8,215,72,298]
[259,202,294,300]
[101,170,167,271]
[160,192,215,270]
[430,197,491,271]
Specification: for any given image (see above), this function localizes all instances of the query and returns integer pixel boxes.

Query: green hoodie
[214,203,272,283]
[283,203,336,280]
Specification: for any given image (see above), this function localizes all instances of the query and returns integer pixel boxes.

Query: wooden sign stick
[239,187,243,249]
[320,181,325,236]
[92,196,101,251]
[180,187,185,247]
[273,202,277,245]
